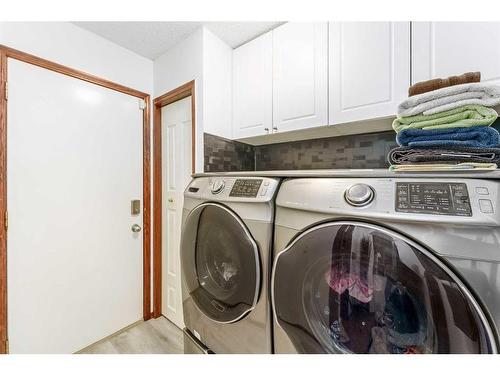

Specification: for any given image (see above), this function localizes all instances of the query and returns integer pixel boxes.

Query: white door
[329,22,410,124]
[7,60,144,353]
[232,32,273,139]
[161,96,192,329]
[412,22,500,85]
[272,22,328,133]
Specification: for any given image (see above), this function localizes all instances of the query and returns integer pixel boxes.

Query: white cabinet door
[329,22,410,124]
[273,22,328,132]
[412,22,500,85]
[232,32,273,139]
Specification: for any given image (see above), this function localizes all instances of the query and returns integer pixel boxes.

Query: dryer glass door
[181,203,260,323]
[272,221,496,354]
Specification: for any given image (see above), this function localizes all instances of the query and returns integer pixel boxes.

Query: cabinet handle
[264,127,269,134]
[272,126,278,133]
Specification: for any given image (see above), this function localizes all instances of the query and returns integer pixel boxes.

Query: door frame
[0,44,152,354]
[152,80,196,319]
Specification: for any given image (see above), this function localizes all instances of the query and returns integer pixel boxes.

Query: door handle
[131,224,142,233]
[168,198,174,203]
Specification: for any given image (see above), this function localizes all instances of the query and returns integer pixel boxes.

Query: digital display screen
[229,179,263,198]
[395,182,471,216]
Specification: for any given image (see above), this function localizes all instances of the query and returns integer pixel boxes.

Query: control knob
[344,184,374,206]
[210,179,225,195]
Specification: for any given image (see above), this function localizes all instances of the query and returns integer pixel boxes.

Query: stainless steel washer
[272,177,500,354]
[181,176,279,353]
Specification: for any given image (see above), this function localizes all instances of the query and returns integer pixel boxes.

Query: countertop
[193,168,500,179]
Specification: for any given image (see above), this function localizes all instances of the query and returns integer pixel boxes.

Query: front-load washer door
[272,221,497,354]
[181,203,260,323]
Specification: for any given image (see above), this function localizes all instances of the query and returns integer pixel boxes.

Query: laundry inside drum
[302,233,434,354]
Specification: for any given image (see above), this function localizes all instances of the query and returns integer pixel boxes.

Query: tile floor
[78,316,184,354]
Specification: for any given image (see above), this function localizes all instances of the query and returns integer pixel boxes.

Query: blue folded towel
[396,126,500,148]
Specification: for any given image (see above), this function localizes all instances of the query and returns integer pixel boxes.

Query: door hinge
[139,98,146,110]
[2,82,7,101]
[4,211,7,231]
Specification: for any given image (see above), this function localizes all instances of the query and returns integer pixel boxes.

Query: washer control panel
[395,182,472,216]
[276,178,499,226]
[229,179,263,197]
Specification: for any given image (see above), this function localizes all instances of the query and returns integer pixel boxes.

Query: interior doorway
[153,81,195,328]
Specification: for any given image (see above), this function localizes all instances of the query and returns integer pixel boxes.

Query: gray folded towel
[397,83,500,117]
[388,146,500,165]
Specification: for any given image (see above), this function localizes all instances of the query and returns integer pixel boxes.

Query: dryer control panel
[185,176,279,203]
[395,182,472,216]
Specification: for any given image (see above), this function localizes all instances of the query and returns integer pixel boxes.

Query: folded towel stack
[389,76,500,172]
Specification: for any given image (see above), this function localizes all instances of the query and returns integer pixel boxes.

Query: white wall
[154,27,233,172]
[203,28,233,140]
[153,28,204,98]
[0,22,153,94]
[154,28,204,172]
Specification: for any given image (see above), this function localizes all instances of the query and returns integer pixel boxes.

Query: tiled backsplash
[203,133,255,172]
[255,132,397,170]
[204,131,398,171]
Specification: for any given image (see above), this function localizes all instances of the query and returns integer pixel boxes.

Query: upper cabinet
[329,22,410,124]
[231,21,500,142]
[412,22,500,85]
[272,22,328,133]
[232,32,273,139]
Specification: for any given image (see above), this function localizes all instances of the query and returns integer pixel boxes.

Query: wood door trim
[0,45,152,353]
[0,49,7,355]
[0,45,148,99]
[152,80,195,318]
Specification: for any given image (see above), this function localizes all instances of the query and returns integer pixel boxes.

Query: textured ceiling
[73,22,284,60]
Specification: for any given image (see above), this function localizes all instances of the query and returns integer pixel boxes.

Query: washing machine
[180,176,279,354]
[272,177,500,354]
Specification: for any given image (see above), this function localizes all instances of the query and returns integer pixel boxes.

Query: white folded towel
[389,162,498,172]
[397,83,500,117]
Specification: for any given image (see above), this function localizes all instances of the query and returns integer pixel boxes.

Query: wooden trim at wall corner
[152,80,196,319]
[0,45,153,350]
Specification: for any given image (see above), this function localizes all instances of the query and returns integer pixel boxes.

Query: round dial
[210,179,225,195]
[344,184,374,206]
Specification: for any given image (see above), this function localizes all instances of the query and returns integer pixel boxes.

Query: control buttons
[345,184,374,207]
[260,187,268,196]
[395,182,472,216]
[475,187,489,195]
[479,199,494,214]
[210,179,225,195]
[229,179,263,197]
